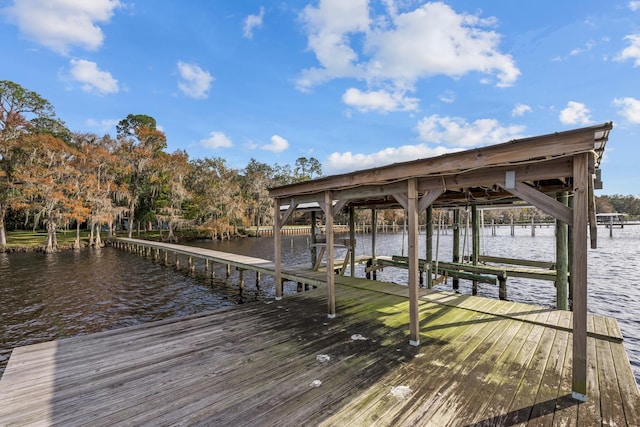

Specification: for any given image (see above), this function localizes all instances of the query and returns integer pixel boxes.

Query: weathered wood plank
[525,311,572,427]
[592,315,627,426]
[1,276,637,426]
[576,315,603,424]
[480,310,554,425]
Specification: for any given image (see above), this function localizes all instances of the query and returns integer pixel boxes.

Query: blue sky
[1,1,639,195]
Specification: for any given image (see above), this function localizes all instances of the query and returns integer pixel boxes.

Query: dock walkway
[1,241,638,425]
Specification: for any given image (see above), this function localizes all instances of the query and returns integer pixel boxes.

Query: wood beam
[499,180,573,225]
[418,188,445,212]
[333,199,349,216]
[417,157,573,195]
[269,124,609,199]
[407,178,420,346]
[392,193,408,210]
[572,153,589,401]
[280,199,298,225]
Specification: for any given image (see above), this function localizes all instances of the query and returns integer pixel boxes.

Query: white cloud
[85,118,119,131]
[559,101,593,125]
[512,103,532,117]
[243,7,265,39]
[569,40,595,56]
[416,115,526,147]
[177,61,214,99]
[342,88,419,112]
[615,34,640,67]
[439,90,456,104]
[69,59,119,95]
[261,135,289,152]
[325,144,458,174]
[4,0,121,55]
[630,1,640,11]
[613,97,640,123]
[201,131,233,149]
[296,0,370,91]
[297,1,519,94]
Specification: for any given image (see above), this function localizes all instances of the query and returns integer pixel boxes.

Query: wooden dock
[1,261,638,425]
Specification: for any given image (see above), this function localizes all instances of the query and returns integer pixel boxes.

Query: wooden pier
[1,270,638,425]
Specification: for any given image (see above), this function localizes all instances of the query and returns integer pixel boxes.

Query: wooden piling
[426,205,433,289]
[556,191,569,310]
[452,208,460,291]
[572,153,589,400]
[407,178,420,346]
[324,191,336,318]
[310,211,318,268]
[349,206,356,277]
[471,205,480,296]
[531,217,536,237]
[238,269,244,293]
[371,209,377,281]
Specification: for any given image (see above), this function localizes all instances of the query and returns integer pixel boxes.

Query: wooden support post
[371,209,377,281]
[510,216,515,236]
[471,205,480,295]
[164,250,168,265]
[325,191,336,318]
[274,198,283,300]
[188,257,194,272]
[205,259,209,271]
[452,208,460,291]
[568,196,574,309]
[426,205,433,289]
[226,264,231,278]
[238,269,244,294]
[572,153,589,402]
[609,215,614,238]
[349,206,355,277]
[256,272,261,289]
[175,253,179,268]
[310,211,318,268]
[531,217,536,237]
[556,191,569,310]
[498,274,507,300]
[408,178,420,346]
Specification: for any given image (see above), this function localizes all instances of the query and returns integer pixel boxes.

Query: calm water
[1,225,639,388]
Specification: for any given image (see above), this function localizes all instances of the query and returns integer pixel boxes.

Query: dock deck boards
[1,239,638,426]
[1,279,638,425]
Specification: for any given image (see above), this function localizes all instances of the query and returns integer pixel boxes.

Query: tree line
[595,195,640,218]
[0,80,321,252]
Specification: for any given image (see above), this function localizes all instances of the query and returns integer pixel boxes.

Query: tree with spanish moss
[116,114,166,238]
[0,80,55,246]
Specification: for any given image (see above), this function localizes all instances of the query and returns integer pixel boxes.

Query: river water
[1,225,639,389]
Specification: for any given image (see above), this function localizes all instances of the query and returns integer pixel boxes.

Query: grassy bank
[0,228,243,253]
[1,230,94,252]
